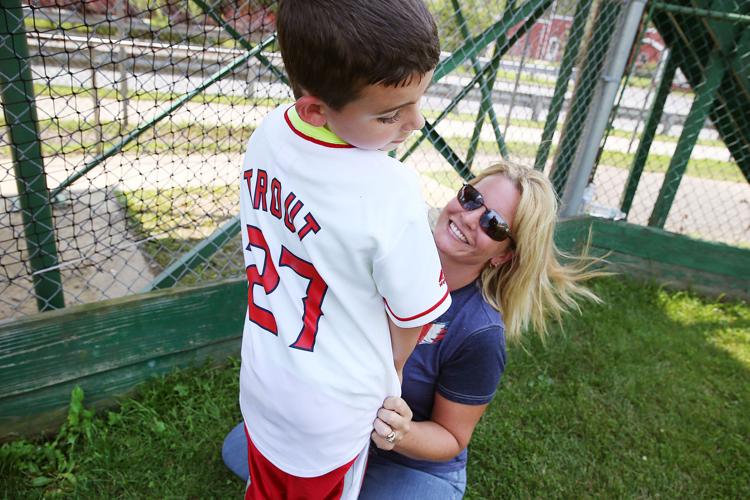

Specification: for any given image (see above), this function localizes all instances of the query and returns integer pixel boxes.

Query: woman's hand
[371,396,413,451]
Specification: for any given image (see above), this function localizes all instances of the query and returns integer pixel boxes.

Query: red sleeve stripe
[384,288,450,322]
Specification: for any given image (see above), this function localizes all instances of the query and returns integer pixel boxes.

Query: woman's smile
[448,221,469,244]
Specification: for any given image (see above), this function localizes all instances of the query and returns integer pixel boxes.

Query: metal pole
[88,40,102,155]
[0,1,65,311]
[549,0,622,195]
[533,0,594,171]
[50,34,277,199]
[401,0,554,171]
[620,52,677,216]
[117,0,129,132]
[648,51,726,228]
[559,0,648,217]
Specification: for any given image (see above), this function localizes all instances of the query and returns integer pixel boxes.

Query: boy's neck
[286,106,350,146]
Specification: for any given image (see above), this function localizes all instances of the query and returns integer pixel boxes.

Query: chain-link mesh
[1,0,748,321]
[585,0,750,247]
[1,0,286,320]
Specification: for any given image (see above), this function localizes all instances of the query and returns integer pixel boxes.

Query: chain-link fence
[1,0,748,322]
[1,0,284,320]
[585,0,750,247]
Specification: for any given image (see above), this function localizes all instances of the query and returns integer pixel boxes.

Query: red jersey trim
[384,288,451,322]
[284,108,354,149]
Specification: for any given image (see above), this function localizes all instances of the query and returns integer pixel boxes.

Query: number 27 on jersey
[244,225,328,352]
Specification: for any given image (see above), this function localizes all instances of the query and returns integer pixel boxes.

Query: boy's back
[238,0,449,495]
[239,105,449,475]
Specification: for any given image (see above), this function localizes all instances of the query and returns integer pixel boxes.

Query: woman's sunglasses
[457,184,515,245]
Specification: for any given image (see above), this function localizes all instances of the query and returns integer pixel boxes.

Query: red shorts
[244,426,357,500]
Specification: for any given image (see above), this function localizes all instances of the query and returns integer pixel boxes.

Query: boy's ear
[295,95,328,127]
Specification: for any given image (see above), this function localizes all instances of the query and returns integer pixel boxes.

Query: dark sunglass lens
[480,211,510,242]
[458,184,483,210]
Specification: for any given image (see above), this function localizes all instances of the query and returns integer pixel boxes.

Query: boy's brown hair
[276,0,440,110]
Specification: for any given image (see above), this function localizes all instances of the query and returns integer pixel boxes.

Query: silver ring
[385,431,396,443]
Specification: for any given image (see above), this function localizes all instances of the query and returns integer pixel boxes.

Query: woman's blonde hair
[473,161,602,342]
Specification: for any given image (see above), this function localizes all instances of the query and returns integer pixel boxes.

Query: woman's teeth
[449,221,468,243]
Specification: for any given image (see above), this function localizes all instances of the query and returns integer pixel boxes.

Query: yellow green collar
[284,106,352,148]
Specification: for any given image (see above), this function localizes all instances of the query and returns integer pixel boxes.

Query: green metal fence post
[0,1,65,311]
[433,0,554,81]
[451,0,509,165]
[402,0,554,180]
[648,51,727,229]
[533,0,593,172]
[50,35,277,199]
[191,0,288,86]
[652,2,750,24]
[145,216,241,291]
[620,52,677,216]
[465,39,509,164]
[549,0,622,197]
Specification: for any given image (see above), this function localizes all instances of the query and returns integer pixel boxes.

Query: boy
[239,1,450,497]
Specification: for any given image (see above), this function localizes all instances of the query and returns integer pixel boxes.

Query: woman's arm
[373,394,488,461]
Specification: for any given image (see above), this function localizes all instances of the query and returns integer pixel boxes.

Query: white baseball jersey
[238,105,450,478]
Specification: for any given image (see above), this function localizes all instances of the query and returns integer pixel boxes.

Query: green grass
[0,361,244,498]
[2,114,735,182]
[114,186,242,284]
[2,277,748,497]
[23,14,247,48]
[420,110,725,149]
[29,83,291,109]
[0,117,258,158]
[466,278,750,497]
[416,138,745,183]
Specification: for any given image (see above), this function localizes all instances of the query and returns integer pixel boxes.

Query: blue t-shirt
[374,280,506,473]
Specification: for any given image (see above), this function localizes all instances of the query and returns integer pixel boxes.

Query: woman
[222,161,601,498]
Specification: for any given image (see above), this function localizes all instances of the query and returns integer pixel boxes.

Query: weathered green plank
[597,251,750,300]
[0,279,246,438]
[559,218,750,280]
[556,218,750,300]
[1,337,240,439]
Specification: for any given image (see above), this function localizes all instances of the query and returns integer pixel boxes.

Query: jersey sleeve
[372,205,450,329]
[437,327,506,405]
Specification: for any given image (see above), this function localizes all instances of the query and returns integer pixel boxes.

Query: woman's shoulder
[451,283,504,329]
[445,284,506,350]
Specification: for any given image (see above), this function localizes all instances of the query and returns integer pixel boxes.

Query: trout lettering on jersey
[243,168,321,240]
